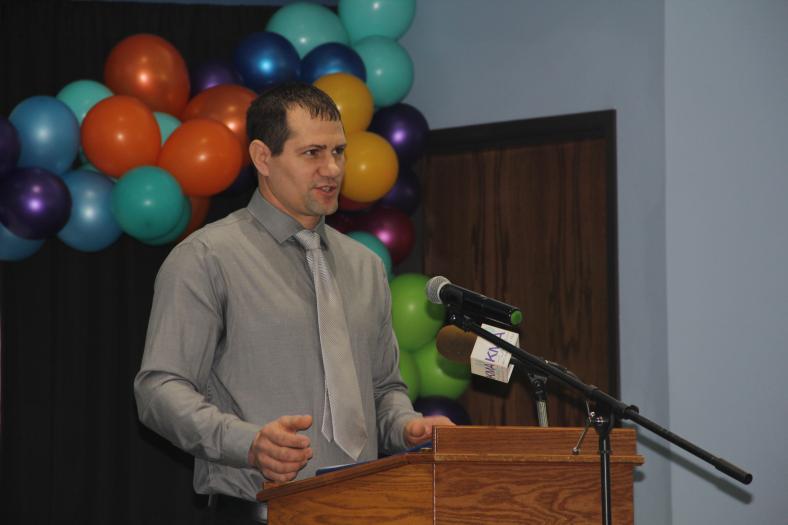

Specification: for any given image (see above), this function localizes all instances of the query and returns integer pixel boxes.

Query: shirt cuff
[222,419,262,468]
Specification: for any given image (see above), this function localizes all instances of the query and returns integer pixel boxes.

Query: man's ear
[249,139,272,177]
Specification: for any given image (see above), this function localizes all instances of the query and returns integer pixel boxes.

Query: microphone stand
[446,310,752,525]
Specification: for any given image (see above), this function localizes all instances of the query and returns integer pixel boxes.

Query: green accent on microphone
[510,310,523,325]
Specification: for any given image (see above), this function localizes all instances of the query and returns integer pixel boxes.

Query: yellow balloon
[314,72,374,134]
[342,131,399,202]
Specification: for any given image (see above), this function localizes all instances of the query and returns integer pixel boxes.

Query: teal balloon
[266,2,349,58]
[57,169,122,252]
[0,222,44,261]
[9,96,79,174]
[111,166,185,241]
[56,80,113,125]
[154,112,181,145]
[389,273,445,352]
[412,338,470,400]
[398,349,420,402]
[339,0,417,43]
[347,230,392,280]
[140,195,190,246]
[353,36,413,107]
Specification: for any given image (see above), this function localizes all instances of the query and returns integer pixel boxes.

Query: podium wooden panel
[257,426,643,524]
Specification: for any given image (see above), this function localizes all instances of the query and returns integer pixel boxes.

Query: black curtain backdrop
[0,2,278,523]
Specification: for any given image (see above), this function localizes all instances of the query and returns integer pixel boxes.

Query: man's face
[254,106,346,229]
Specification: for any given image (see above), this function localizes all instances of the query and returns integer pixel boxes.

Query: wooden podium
[257,426,644,524]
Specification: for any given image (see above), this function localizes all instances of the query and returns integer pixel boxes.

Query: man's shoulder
[180,208,254,249]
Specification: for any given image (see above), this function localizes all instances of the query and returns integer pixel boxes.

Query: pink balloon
[356,205,414,265]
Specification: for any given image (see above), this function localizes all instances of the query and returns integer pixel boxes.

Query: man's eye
[304,149,318,157]
[333,148,346,156]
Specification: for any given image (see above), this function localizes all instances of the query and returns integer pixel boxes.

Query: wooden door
[422,111,619,427]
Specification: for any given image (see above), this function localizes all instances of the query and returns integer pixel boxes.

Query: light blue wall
[665,1,788,523]
[401,2,670,523]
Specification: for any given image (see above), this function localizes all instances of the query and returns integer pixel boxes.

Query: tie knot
[294,229,322,252]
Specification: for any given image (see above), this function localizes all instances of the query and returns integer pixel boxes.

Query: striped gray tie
[294,229,367,460]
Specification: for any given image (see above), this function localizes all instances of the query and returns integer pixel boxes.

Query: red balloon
[104,34,190,115]
[326,211,358,233]
[339,194,375,211]
[181,84,256,165]
[81,95,161,178]
[158,118,243,197]
[357,206,414,265]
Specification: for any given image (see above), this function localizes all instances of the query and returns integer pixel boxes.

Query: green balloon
[347,230,392,280]
[111,166,185,241]
[56,79,112,125]
[390,273,445,352]
[266,2,350,58]
[398,349,420,402]
[412,338,470,400]
[154,112,181,145]
[141,195,190,246]
[353,36,413,107]
[339,0,417,43]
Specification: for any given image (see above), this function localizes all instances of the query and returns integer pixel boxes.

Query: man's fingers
[279,414,313,432]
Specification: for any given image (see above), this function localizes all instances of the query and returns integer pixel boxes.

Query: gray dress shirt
[134,191,420,501]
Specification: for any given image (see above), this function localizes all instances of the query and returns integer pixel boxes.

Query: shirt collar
[247,190,329,247]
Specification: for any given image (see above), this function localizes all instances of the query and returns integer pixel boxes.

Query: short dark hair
[246,83,341,156]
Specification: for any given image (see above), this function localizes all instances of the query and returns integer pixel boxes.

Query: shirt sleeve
[133,240,260,468]
[370,258,422,455]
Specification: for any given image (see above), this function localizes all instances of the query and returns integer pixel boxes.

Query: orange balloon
[181,84,256,165]
[81,95,161,178]
[157,118,243,197]
[341,131,399,202]
[314,73,374,134]
[104,34,190,115]
[177,196,211,242]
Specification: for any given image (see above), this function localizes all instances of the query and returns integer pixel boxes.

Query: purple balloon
[414,396,471,426]
[356,205,414,265]
[380,168,420,215]
[190,60,242,97]
[0,117,21,177]
[0,167,72,239]
[369,103,429,166]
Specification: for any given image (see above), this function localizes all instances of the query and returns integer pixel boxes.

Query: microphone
[436,324,549,427]
[425,276,523,327]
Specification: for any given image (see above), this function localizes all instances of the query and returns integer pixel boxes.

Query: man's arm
[133,240,261,468]
[370,260,455,453]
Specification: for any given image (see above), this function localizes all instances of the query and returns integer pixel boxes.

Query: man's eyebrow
[299,144,328,151]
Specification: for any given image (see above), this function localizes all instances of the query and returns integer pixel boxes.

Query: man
[134,83,451,524]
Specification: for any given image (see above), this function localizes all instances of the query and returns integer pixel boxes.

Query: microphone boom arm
[446,309,753,486]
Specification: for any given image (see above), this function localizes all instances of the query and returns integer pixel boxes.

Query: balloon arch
[0,0,471,416]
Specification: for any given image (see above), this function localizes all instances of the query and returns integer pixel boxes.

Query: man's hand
[247,414,313,482]
[404,415,454,447]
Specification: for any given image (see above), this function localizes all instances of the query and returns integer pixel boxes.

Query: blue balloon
[57,169,122,252]
[301,43,366,84]
[233,32,301,92]
[9,96,80,175]
[0,221,44,261]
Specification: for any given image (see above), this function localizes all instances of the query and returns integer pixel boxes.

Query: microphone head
[425,275,450,305]
[435,325,478,364]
